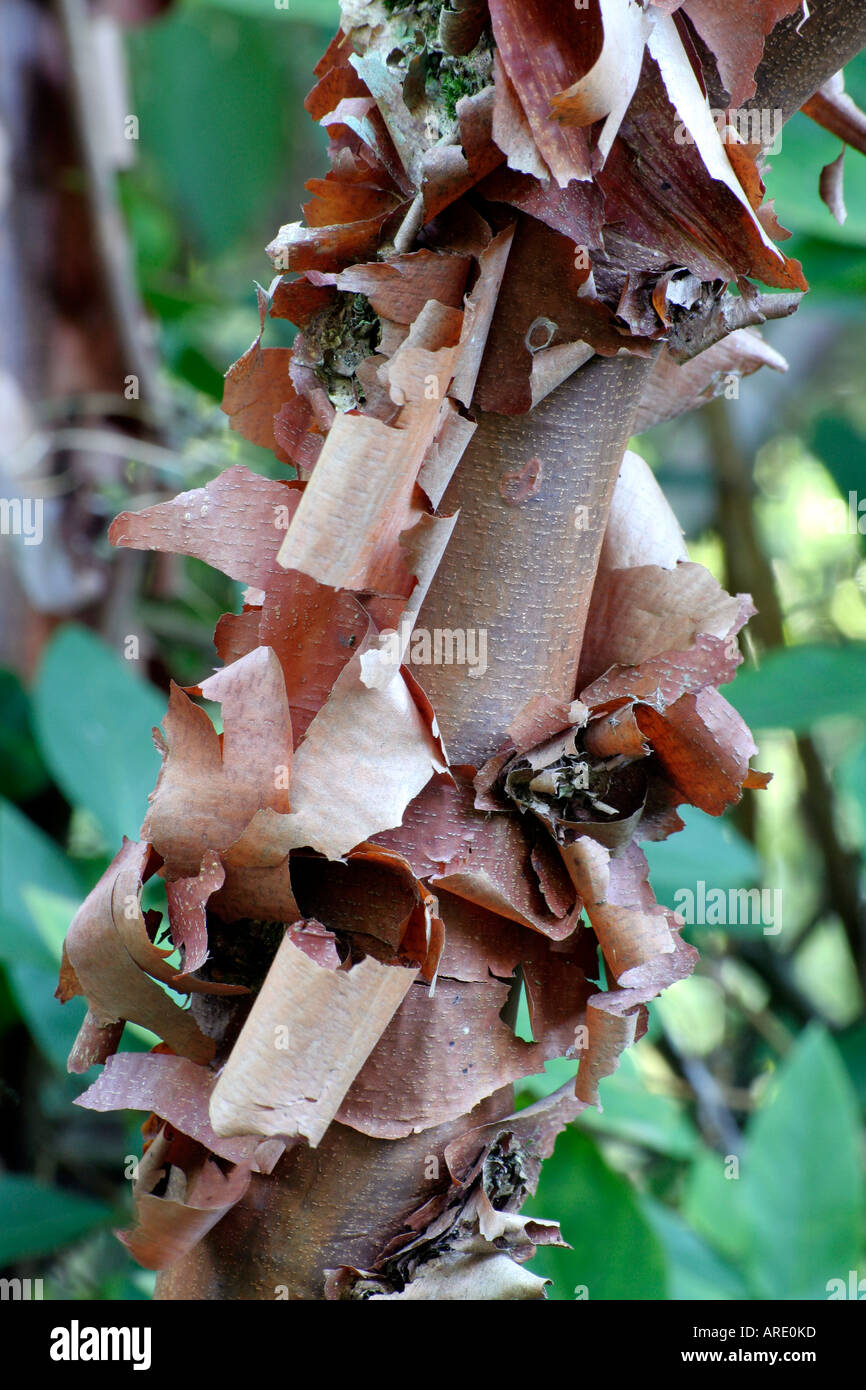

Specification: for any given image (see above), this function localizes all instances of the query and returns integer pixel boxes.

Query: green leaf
[1,878,88,1071]
[33,626,166,849]
[835,1021,866,1109]
[726,644,866,732]
[188,0,338,20]
[0,669,50,803]
[0,799,90,1070]
[0,968,22,1038]
[126,8,324,257]
[521,1049,700,1159]
[517,1054,578,1102]
[762,63,866,251]
[524,1127,667,1299]
[0,801,168,1068]
[6,963,88,1075]
[810,415,866,509]
[781,236,866,297]
[0,1175,110,1267]
[838,740,866,846]
[642,1198,750,1300]
[167,342,227,400]
[0,799,86,972]
[682,1147,750,1266]
[22,886,82,965]
[580,1050,700,1159]
[643,805,761,934]
[740,1025,864,1300]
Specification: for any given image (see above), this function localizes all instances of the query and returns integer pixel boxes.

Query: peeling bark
[419,353,655,766]
[46,0,866,1301]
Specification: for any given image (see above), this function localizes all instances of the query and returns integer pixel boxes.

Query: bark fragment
[209,932,418,1148]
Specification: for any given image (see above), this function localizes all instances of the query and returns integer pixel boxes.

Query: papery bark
[419,353,655,765]
[136,0,866,1300]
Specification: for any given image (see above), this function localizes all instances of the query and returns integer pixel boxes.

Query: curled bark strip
[449,223,514,408]
[56,0,826,1296]
[164,852,227,982]
[635,685,763,817]
[76,1053,283,1172]
[67,1014,124,1073]
[550,0,652,167]
[142,648,293,882]
[560,839,675,988]
[578,560,746,689]
[487,0,597,185]
[276,303,462,594]
[109,466,296,589]
[491,48,552,182]
[577,933,698,1106]
[438,0,489,57]
[802,74,866,155]
[57,840,214,1070]
[819,147,847,223]
[598,449,689,572]
[111,469,369,742]
[209,933,418,1148]
[634,329,787,432]
[306,249,471,321]
[118,1128,254,1271]
[228,643,447,864]
[530,340,596,408]
[667,0,802,107]
[292,842,446,983]
[431,809,582,940]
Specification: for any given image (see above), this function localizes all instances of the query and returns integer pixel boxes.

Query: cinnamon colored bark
[418,354,655,767]
[752,0,866,128]
[156,1088,513,1299]
[155,355,652,1300]
[154,1,866,1301]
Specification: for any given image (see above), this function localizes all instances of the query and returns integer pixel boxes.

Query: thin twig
[656,1032,744,1154]
[57,0,164,419]
[705,396,866,996]
[392,192,427,255]
[669,289,803,363]
[12,426,224,483]
[702,959,795,1055]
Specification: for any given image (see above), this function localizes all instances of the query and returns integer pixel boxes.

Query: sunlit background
[1,0,865,1300]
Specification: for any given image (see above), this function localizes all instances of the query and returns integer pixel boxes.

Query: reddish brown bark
[80,0,866,1301]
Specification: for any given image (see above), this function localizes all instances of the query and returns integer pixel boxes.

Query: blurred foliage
[1,0,866,1300]
[524,1026,864,1300]
[121,0,337,400]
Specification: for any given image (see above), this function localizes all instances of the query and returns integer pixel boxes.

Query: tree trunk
[55,0,866,1302]
[156,353,653,1299]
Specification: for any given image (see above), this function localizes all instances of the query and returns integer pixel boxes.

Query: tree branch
[705,397,866,997]
[750,0,866,134]
[57,0,163,416]
[669,290,802,364]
